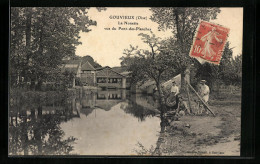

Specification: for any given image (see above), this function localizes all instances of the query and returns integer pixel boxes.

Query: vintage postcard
[9,7,243,156]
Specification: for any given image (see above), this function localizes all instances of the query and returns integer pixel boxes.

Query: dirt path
[153,99,241,156]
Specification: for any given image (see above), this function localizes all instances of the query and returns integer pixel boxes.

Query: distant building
[95,66,126,89]
[62,59,127,89]
[61,60,82,87]
[80,61,96,86]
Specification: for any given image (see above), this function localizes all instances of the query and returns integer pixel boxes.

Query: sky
[75,7,243,67]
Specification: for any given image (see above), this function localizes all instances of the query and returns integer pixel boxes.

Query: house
[61,59,127,89]
[80,61,96,86]
[95,66,127,89]
[61,60,82,87]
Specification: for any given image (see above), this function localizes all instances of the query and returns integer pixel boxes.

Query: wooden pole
[185,84,192,114]
[187,83,215,116]
[184,67,192,114]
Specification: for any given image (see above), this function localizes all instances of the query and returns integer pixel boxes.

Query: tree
[231,54,242,86]
[10,7,105,89]
[194,42,241,90]
[150,8,221,87]
[81,55,102,68]
[121,32,178,104]
[150,8,220,52]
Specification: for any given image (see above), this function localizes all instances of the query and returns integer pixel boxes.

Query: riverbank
[145,92,241,156]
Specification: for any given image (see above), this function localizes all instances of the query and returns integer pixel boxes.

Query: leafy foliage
[150,7,220,53]
[10,7,104,88]
[149,7,221,78]
[195,42,242,88]
[121,32,174,88]
[80,55,102,68]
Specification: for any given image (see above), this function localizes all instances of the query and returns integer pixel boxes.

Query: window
[97,78,106,83]
[108,78,122,83]
[108,93,122,99]
[97,94,106,99]
[108,78,113,83]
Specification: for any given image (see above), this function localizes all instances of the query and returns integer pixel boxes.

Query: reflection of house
[96,90,126,111]
[96,90,125,100]
[81,93,96,108]
[79,90,126,111]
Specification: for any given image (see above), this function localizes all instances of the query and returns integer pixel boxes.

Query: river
[9,89,165,155]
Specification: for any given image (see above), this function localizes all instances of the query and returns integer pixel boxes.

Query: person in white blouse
[198,80,210,103]
[170,81,180,108]
[197,80,210,114]
[170,81,179,96]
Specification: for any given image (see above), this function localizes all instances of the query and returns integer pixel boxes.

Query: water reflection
[9,89,168,155]
[9,110,77,155]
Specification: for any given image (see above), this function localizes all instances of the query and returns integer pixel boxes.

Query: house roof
[95,66,110,71]
[111,66,128,73]
[81,61,96,71]
[96,66,127,78]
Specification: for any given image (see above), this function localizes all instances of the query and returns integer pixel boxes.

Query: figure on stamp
[200,27,223,59]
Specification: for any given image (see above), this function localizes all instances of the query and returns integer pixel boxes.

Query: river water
[9,89,164,155]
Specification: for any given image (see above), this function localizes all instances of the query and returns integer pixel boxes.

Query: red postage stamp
[189,21,230,65]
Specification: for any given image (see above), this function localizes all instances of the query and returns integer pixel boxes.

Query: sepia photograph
[9,7,243,156]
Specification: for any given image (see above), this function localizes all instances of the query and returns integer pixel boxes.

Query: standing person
[171,81,179,96]
[170,81,180,108]
[198,80,210,114]
[198,80,210,103]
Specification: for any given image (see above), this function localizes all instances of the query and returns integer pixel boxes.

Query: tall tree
[10,7,105,89]
[150,7,220,53]
[150,8,221,87]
